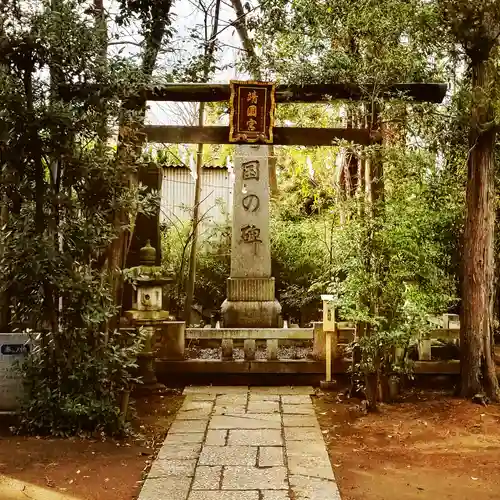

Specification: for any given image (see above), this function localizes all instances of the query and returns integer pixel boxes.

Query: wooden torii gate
[129,81,446,326]
[130,82,445,254]
[60,80,446,271]
[140,82,446,145]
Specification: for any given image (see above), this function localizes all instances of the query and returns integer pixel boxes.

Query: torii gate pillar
[221,144,282,327]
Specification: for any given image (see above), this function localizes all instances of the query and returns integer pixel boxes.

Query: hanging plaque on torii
[229,80,275,143]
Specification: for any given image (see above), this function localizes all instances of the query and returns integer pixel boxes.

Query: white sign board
[321,295,336,332]
[0,333,29,411]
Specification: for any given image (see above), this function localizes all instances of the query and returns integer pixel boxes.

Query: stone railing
[154,323,359,362]
[151,315,461,363]
[418,314,460,361]
[185,328,314,361]
[316,315,460,362]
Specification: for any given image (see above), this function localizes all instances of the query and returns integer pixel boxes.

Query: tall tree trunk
[369,101,384,208]
[461,57,500,401]
[109,3,173,321]
[94,0,108,140]
[184,102,205,324]
[25,72,44,235]
[0,14,10,330]
[361,100,385,411]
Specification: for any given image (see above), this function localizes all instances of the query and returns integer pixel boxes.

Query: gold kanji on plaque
[247,91,258,104]
[229,80,275,143]
[247,105,257,117]
[246,119,257,131]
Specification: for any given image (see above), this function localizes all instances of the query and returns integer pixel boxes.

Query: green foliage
[0,0,151,435]
[20,328,144,437]
[161,221,192,316]
[161,219,230,317]
[252,0,446,85]
[274,146,338,221]
[241,0,474,403]
[270,214,331,323]
[324,146,460,377]
[195,227,231,311]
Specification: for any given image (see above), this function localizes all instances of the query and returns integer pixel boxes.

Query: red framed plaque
[229,80,276,143]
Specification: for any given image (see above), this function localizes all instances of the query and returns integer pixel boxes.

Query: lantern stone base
[319,380,337,391]
[134,352,167,396]
[123,316,167,394]
[221,299,282,328]
[124,310,172,323]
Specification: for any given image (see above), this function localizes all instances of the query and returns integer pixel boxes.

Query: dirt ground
[3,387,500,500]
[314,389,500,500]
[0,391,184,500]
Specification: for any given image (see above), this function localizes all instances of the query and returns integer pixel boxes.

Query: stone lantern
[124,240,174,393]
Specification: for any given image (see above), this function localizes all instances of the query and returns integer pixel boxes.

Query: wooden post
[321,296,337,389]
[325,305,338,382]
[325,331,332,382]
[333,310,338,357]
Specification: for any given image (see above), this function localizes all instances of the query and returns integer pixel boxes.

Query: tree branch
[229,0,262,79]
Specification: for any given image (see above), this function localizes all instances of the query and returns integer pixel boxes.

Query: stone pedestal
[156,321,185,360]
[312,322,326,361]
[222,145,282,327]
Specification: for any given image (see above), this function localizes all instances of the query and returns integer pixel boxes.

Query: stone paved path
[139,386,341,500]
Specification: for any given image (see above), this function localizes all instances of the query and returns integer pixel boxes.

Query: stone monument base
[221,299,282,328]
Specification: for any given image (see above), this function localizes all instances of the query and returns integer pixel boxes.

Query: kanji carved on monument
[241,224,262,243]
[242,194,260,212]
[242,160,260,180]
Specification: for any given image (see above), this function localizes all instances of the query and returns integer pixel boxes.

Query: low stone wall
[152,321,462,366]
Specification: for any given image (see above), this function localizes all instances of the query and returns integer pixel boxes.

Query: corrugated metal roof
[160,164,227,170]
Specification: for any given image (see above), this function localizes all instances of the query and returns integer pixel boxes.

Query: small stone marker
[0,333,29,411]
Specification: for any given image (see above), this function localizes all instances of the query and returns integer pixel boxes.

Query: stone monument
[221,144,282,327]
[0,333,29,411]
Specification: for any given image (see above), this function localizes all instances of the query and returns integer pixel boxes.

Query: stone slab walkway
[139,386,341,500]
